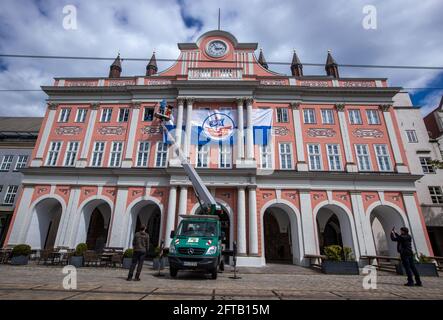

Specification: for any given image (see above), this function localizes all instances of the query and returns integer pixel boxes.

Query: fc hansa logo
[202,112,235,141]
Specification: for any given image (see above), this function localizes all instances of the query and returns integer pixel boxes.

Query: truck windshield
[177,220,218,237]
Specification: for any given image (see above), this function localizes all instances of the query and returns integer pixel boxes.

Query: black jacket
[390,231,413,256]
[132,231,150,253]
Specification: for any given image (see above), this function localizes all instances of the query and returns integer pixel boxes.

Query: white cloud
[0,0,442,116]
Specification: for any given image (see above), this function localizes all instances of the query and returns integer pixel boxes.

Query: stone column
[245,98,255,161]
[236,98,245,163]
[335,103,357,172]
[381,104,408,173]
[248,186,258,255]
[177,186,188,225]
[122,102,141,168]
[108,188,129,248]
[350,191,376,258]
[57,187,81,247]
[76,103,99,168]
[183,98,194,159]
[164,186,177,247]
[31,103,58,167]
[299,190,317,264]
[291,102,308,171]
[237,187,247,255]
[5,186,34,245]
[170,98,185,166]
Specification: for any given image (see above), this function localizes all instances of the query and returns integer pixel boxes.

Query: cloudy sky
[0,0,442,117]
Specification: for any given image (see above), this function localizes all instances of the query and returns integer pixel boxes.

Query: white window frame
[321,109,335,124]
[218,143,232,169]
[58,108,71,123]
[14,155,28,170]
[355,144,372,171]
[109,141,123,167]
[155,142,168,168]
[406,130,418,143]
[90,142,106,167]
[348,109,362,125]
[374,144,393,172]
[75,108,88,123]
[326,144,342,171]
[278,143,293,170]
[3,185,18,205]
[366,109,381,125]
[118,108,130,123]
[420,157,435,174]
[0,155,14,171]
[100,108,113,122]
[307,144,322,171]
[259,143,273,169]
[196,144,210,168]
[136,142,150,167]
[303,109,316,124]
[46,141,62,166]
[64,141,79,167]
[276,108,289,123]
[429,186,443,204]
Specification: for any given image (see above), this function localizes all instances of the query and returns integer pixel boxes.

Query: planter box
[122,258,132,269]
[396,263,439,277]
[321,260,360,275]
[69,256,83,268]
[10,255,29,265]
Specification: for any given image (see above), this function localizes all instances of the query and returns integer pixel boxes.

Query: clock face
[206,40,227,57]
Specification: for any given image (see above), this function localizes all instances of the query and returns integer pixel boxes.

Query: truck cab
[168,215,224,279]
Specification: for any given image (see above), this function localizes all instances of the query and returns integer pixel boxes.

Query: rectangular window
[308,144,322,171]
[303,109,316,124]
[326,144,342,171]
[136,142,150,167]
[155,142,168,167]
[420,157,435,174]
[276,108,289,123]
[355,144,371,171]
[0,155,14,171]
[321,109,335,124]
[260,144,273,169]
[196,144,210,168]
[348,109,362,125]
[219,144,232,168]
[279,143,293,170]
[91,142,105,167]
[3,185,18,205]
[118,108,130,123]
[429,186,443,204]
[109,142,123,167]
[366,109,381,125]
[46,142,62,166]
[14,155,29,170]
[100,108,112,122]
[64,142,79,166]
[75,108,88,123]
[58,108,71,122]
[406,130,418,143]
[375,144,392,171]
[143,108,154,122]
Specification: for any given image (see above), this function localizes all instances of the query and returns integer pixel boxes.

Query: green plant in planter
[74,243,88,256]
[123,248,133,258]
[343,247,355,261]
[416,253,431,263]
[12,244,32,257]
[324,245,343,261]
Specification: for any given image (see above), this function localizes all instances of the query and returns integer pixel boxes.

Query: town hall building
[4,30,433,266]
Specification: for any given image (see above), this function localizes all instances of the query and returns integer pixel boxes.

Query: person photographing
[390,227,422,287]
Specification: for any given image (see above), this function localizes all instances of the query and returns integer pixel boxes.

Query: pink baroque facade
[5,30,432,267]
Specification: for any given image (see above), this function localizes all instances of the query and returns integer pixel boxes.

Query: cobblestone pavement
[0,263,442,300]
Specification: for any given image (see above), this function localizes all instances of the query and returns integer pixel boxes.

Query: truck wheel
[170,267,178,278]
[219,259,225,272]
[211,268,218,279]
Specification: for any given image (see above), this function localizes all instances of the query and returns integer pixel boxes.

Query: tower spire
[146,51,158,76]
[109,53,122,78]
[291,49,303,77]
[325,49,339,78]
[258,48,268,69]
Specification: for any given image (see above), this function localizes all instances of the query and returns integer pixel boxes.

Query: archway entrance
[26,198,63,249]
[316,205,356,258]
[263,207,293,263]
[369,205,407,256]
[135,203,161,257]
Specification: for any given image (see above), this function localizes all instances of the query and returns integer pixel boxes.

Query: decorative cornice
[132,102,141,109]
[176,98,185,105]
[290,101,300,109]
[185,97,195,105]
[245,97,254,105]
[90,102,100,110]
[335,103,345,112]
[48,103,58,110]
[380,104,392,112]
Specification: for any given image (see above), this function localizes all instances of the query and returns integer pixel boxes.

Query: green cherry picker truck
[155,100,225,279]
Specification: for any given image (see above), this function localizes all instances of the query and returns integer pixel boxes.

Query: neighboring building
[0,117,42,246]
[4,30,434,266]
[424,96,443,157]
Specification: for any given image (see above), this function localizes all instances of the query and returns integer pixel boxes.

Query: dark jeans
[128,251,146,279]
[401,255,421,284]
